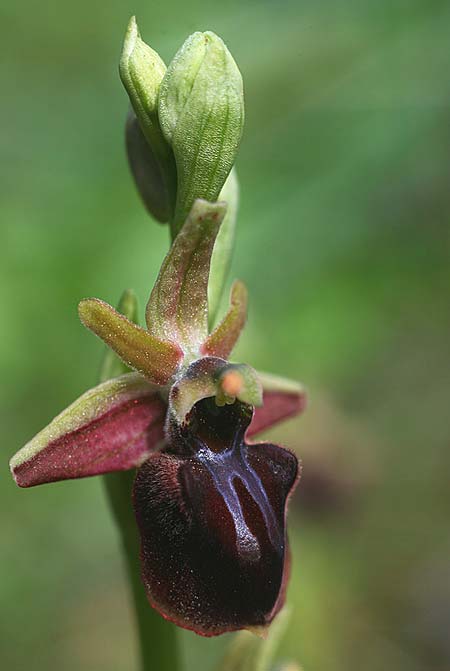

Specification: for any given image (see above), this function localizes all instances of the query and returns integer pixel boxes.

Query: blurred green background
[1,0,449,669]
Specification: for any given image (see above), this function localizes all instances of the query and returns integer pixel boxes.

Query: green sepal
[158,31,244,237]
[146,199,227,357]
[9,372,162,487]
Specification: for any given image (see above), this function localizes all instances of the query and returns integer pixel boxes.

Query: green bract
[158,31,245,236]
[208,168,239,325]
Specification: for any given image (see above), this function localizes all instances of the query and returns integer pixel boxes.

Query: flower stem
[104,470,181,671]
[100,289,180,671]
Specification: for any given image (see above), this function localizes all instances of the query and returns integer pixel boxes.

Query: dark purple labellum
[133,397,299,636]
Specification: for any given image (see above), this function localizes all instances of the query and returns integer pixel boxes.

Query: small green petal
[202,280,248,359]
[79,298,182,385]
[99,288,139,382]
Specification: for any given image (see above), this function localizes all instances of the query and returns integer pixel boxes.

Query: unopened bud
[125,110,173,222]
[158,31,244,236]
[120,17,176,222]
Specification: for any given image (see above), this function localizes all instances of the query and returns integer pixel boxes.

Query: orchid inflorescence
[10,18,307,639]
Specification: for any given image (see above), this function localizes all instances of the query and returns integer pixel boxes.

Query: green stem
[104,471,180,671]
[99,289,180,671]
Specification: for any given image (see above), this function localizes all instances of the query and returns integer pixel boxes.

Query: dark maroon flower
[134,395,299,635]
[10,199,306,635]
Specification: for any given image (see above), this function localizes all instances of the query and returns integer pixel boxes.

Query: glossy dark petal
[133,399,299,635]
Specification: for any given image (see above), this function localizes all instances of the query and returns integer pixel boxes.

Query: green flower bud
[120,17,176,222]
[125,110,172,223]
[158,31,244,237]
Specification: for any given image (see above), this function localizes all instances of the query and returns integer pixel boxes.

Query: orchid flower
[10,198,306,635]
[9,17,307,644]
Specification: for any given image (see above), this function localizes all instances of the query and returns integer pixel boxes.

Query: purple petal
[248,372,307,437]
[10,373,166,488]
[133,399,299,635]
